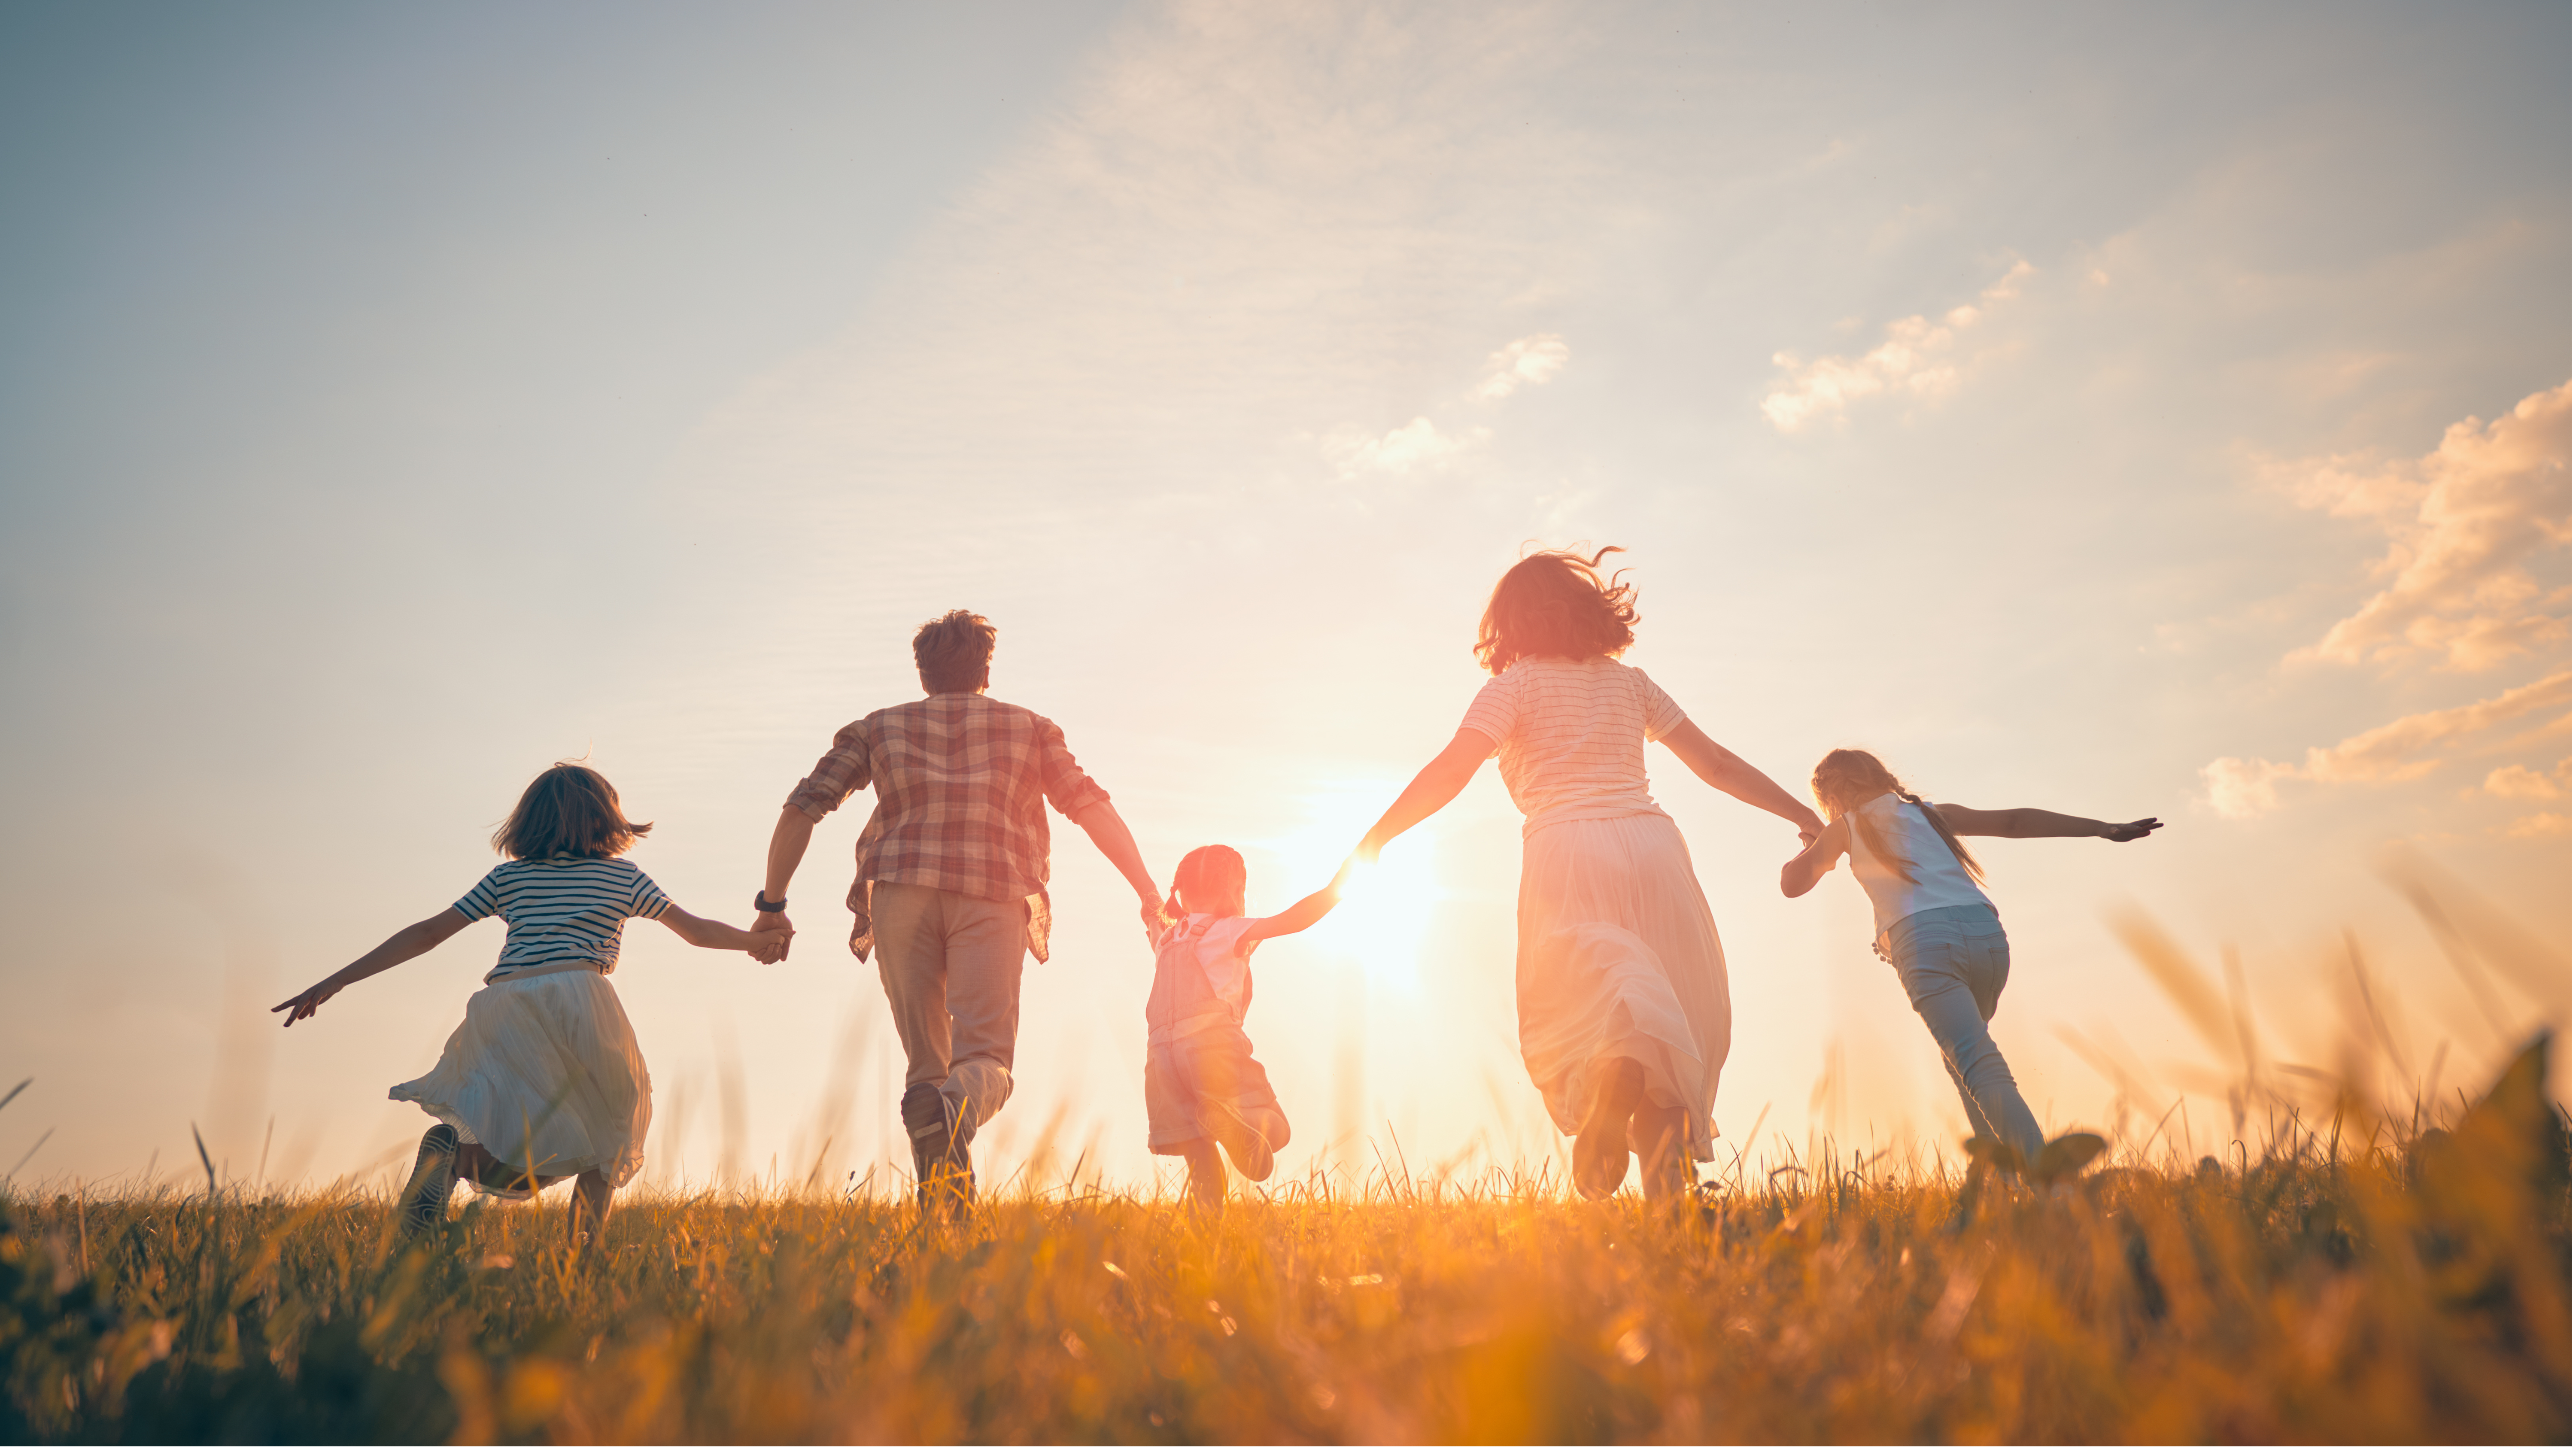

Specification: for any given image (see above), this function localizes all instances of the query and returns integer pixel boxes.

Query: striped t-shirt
[453,857,673,984]
[1458,655,1689,833]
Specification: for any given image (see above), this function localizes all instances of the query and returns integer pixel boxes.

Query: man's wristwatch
[754,891,788,913]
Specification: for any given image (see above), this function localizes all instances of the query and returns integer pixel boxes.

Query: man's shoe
[402,1125,460,1233]
[901,1083,976,1208]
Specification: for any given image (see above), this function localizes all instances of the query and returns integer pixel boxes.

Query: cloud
[2506,812,2569,839]
[1470,334,1569,401]
[2283,383,2571,673]
[1321,416,1490,477]
[1759,261,2030,431]
[2482,761,2568,800]
[2201,669,2572,817]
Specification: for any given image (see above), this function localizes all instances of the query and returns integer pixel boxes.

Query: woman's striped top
[453,857,673,984]
[1458,654,1689,834]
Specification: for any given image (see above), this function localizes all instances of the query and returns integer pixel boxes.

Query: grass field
[1,1036,2563,1444]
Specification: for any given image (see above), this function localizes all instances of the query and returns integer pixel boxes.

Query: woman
[1352,549,1820,1200]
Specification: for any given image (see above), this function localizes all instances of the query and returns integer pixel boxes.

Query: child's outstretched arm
[659,906,781,957]
[1239,860,1360,945]
[273,910,472,1027]
[1932,806,2164,841]
[1780,817,1852,897]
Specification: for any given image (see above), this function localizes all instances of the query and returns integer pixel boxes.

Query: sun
[1254,783,1444,990]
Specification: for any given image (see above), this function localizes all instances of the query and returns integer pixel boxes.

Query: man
[753,610,1161,1206]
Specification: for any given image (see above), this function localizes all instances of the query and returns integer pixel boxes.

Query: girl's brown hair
[1474,546,1640,675]
[1164,844,1248,920]
[493,763,652,860]
[1810,748,1984,886]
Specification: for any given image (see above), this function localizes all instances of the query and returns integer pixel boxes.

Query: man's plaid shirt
[784,693,1111,963]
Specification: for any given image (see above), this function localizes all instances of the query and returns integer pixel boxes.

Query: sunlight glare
[1254,783,1443,991]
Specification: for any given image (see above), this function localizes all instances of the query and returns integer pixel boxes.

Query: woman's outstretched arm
[273,910,471,1027]
[1658,720,1825,837]
[1935,806,2163,841]
[1355,729,1494,859]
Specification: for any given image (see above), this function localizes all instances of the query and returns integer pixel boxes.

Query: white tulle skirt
[1516,812,1731,1162]
[389,969,652,1193]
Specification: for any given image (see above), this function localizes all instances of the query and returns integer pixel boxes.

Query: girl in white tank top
[1777,749,2163,1179]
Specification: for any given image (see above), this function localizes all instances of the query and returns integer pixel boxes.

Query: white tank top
[1844,793,1993,938]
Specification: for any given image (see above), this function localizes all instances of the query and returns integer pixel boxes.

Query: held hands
[750,910,795,963]
[2100,817,2164,842]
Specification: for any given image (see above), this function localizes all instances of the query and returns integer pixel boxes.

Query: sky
[0,0,2565,1198]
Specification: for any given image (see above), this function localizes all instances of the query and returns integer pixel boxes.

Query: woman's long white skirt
[389,971,651,1194]
[1516,812,1730,1162]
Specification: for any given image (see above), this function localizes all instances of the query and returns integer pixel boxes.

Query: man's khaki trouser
[870,882,1026,1133]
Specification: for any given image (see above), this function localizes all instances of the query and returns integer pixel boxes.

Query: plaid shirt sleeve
[784,719,875,822]
[1032,715,1111,818]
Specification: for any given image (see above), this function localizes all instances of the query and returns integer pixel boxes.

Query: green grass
[2,1039,2563,1443]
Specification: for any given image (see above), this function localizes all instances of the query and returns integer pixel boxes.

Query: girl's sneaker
[403,1125,460,1233]
[1204,1099,1275,1183]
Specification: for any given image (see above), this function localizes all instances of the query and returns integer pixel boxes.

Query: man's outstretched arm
[753,806,816,958]
[1070,800,1164,933]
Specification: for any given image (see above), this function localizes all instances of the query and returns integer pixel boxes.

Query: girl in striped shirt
[274,763,774,1252]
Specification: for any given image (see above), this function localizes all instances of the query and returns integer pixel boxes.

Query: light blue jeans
[1886,904,2044,1163]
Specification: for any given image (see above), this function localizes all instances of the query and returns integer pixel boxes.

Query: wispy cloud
[1759,261,2030,431]
[2202,670,2571,818]
[2281,383,2571,673]
[2505,811,2569,839]
[2482,761,2568,801]
[1321,416,1491,477]
[1470,334,1568,401]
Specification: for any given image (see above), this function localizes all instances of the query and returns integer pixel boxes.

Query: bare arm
[748,806,816,958]
[1070,799,1166,933]
[1779,815,1852,897]
[658,905,778,953]
[273,910,472,1027]
[763,805,815,903]
[1240,857,1359,944]
[1355,729,1492,859]
[1659,720,1826,838]
[1933,805,2164,841]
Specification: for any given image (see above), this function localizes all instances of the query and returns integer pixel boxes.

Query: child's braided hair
[1810,748,1984,886]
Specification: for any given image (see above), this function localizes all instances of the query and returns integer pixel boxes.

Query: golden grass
[2,1037,2564,1444]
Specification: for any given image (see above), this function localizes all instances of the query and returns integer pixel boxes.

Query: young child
[1778,749,2161,1178]
[1148,846,1345,1206]
[273,762,775,1251]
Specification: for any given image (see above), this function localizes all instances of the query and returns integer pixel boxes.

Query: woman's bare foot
[568,1169,612,1255]
[1632,1103,1688,1201]
[1574,1057,1643,1200]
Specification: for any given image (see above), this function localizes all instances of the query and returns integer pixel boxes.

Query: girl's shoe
[2032,1132,2106,1185]
[1574,1058,1644,1200]
[402,1125,460,1233]
[1204,1100,1275,1183]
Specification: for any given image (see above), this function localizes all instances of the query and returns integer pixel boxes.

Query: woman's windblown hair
[1810,748,1984,886]
[494,762,652,860]
[1164,844,1249,921]
[1474,546,1640,675]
